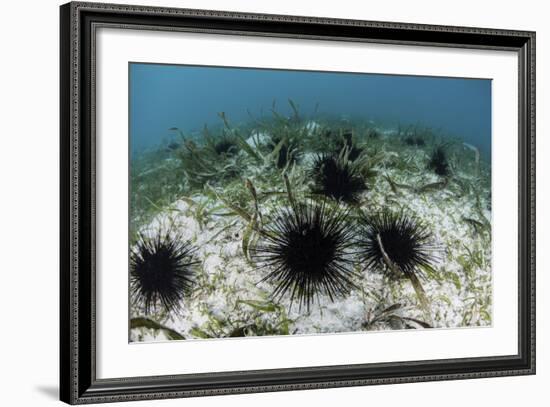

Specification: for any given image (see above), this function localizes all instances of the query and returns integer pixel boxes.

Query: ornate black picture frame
[60,1,535,404]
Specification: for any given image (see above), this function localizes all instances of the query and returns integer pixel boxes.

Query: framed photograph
[60,1,535,404]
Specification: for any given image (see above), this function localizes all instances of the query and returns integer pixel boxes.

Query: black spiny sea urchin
[311,154,367,203]
[130,231,199,314]
[336,131,363,161]
[404,136,425,147]
[427,146,450,176]
[252,201,358,311]
[269,135,300,170]
[214,137,238,156]
[356,209,439,278]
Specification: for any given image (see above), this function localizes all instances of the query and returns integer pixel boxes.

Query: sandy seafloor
[129,122,492,343]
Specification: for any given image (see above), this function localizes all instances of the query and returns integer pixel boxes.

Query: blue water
[130,63,491,158]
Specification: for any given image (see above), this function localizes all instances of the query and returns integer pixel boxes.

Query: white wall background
[0,0,545,406]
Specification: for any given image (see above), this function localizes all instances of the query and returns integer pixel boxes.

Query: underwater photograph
[128,63,492,342]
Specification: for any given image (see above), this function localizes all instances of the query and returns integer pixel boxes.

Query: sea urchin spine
[427,146,450,177]
[311,153,367,204]
[356,209,438,278]
[336,131,363,161]
[214,137,238,156]
[356,209,439,321]
[130,231,199,314]
[252,201,358,311]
